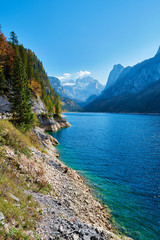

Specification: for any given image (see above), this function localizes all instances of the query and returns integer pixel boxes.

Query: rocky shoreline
[37,115,71,132]
[0,111,132,239]
[25,127,131,240]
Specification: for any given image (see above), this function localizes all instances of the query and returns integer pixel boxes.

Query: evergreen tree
[0,66,6,93]
[26,50,33,83]
[55,96,61,116]
[19,45,27,69]
[12,50,33,131]
[10,31,18,45]
[46,96,54,116]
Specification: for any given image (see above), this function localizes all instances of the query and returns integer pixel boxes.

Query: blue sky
[1,0,160,84]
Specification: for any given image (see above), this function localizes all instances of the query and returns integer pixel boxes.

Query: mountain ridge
[84,48,160,113]
[60,76,104,102]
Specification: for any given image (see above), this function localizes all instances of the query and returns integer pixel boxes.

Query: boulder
[0,96,11,113]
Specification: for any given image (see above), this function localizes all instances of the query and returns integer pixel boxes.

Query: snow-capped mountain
[61,76,105,102]
[49,76,69,98]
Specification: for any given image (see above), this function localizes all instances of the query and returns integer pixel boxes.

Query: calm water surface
[49,113,160,240]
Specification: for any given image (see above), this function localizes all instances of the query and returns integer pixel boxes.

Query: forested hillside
[0,28,61,130]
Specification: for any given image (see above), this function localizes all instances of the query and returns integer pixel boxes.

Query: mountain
[49,76,69,98]
[49,76,80,111]
[61,76,104,102]
[84,48,160,113]
[77,94,98,107]
[105,64,124,89]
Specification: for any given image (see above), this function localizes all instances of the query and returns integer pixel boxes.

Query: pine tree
[55,96,61,117]
[10,31,18,45]
[26,50,33,83]
[46,96,54,116]
[0,66,6,93]
[12,50,33,131]
[19,45,27,69]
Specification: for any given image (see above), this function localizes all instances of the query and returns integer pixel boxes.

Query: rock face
[37,115,71,132]
[84,47,160,113]
[32,127,59,148]
[105,64,124,89]
[0,96,11,112]
[31,95,47,114]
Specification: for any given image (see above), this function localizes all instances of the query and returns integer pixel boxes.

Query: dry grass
[0,120,52,239]
[0,120,31,156]
[0,148,41,239]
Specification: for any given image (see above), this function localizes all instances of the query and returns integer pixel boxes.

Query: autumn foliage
[0,28,61,121]
[0,31,14,80]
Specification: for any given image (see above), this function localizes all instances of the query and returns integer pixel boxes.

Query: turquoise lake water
[48,113,160,240]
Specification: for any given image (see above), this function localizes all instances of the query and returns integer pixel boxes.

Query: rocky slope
[84,47,160,113]
[0,121,132,240]
[23,128,132,240]
[0,90,71,131]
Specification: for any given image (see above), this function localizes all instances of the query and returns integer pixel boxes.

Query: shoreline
[63,111,160,116]
[34,126,132,239]
[54,141,132,239]
[1,120,132,239]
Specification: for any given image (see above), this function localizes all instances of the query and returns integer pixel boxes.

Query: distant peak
[105,64,124,89]
[113,64,124,70]
[156,46,160,55]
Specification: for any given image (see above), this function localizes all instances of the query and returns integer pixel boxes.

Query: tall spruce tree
[26,50,33,84]
[55,96,61,117]
[12,50,33,131]
[10,31,18,45]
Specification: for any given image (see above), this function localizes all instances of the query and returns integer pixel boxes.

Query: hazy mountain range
[49,77,80,111]
[84,47,160,113]
[49,76,105,103]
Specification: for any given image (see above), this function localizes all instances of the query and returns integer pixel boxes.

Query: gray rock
[50,208,54,214]
[59,225,64,233]
[91,236,99,240]
[73,234,79,240]
[14,204,20,208]
[83,236,91,240]
[9,193,20,202]
[79,229,84,236]
[0,212,5,221]
[49,236,54,240]
[31,95,46,114]
[0,96,11,113]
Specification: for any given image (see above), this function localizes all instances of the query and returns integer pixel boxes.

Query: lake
[48,113,160,240]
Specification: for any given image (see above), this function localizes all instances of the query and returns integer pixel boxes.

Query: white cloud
[76,71,91,78]
[56,73,71,81]
[56,70,91,81]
